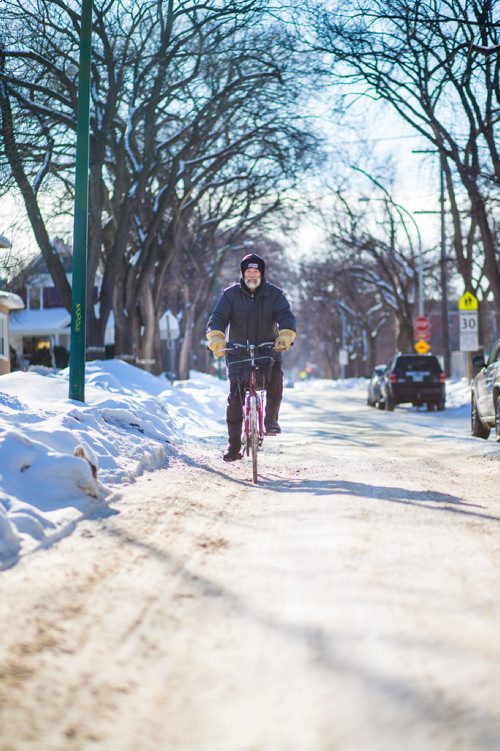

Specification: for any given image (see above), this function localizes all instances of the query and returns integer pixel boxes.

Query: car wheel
[495,395,500,442]
[376,400,385,410]
[471,394,490,439]
[385,395,395,412]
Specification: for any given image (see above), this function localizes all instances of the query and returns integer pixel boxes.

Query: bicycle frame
[225,341,275,483]
[243,346,265,447]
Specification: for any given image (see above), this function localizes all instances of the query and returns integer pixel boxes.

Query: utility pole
[69,0,93,402]
[412,150,451,375]
[439,154,451,376]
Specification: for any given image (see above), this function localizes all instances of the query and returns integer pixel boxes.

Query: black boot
[223,446,242,462]
[224,380,243,461]
[264,419,281,435]
[265,364,283,435]
[224,416,242,462]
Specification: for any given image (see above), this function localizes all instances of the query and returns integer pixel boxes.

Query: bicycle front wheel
[250,395,259,483]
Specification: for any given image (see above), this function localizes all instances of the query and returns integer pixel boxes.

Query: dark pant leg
[226,379,244,449]
[265,363,283,423]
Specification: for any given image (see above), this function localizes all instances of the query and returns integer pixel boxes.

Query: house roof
[25,241,74,276]
[9,307,71,336]
[9,307,115,344]
[0,291,25,312]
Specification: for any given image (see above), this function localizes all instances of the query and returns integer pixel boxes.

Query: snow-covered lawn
[0,362,476,568]
[0,361,227,567]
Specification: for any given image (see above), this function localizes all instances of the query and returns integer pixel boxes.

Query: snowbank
[0,361,226,568]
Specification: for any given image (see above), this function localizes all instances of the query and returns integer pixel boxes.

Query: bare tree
[310,0,500,311]
[297,248,391,378]
[297,180,432,373]
[0,0,316,367]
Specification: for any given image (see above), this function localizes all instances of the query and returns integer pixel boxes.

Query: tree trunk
[396,320,413,353]
[137,281,160,374]
[112,269,136,363]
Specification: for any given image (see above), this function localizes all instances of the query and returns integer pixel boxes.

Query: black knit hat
[240,253,265,276]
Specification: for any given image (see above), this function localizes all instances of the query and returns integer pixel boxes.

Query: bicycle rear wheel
[250,395,258,483]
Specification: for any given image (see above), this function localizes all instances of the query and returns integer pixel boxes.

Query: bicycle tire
[250,395,258,483]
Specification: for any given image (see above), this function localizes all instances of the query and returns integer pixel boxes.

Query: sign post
[339,348,348,379]
[413,315,430,355]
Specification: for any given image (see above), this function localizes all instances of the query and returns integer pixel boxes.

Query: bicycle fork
[243,391,265,451]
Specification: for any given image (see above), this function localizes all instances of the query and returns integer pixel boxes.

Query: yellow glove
[274,328,296,352]
[207,329,226,359]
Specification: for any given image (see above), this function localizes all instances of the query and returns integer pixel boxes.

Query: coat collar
[239,278,269,297]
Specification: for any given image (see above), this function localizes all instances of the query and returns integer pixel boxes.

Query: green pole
[69,0,93,402]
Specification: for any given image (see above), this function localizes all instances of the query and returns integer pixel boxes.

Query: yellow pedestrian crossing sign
[415,339,430,354]
[458,291,478,311]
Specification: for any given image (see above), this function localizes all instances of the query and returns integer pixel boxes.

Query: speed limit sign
[458,291,478,351]
[459,311,478,351]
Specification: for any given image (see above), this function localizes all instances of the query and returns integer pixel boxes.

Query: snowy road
[1,382,499,751]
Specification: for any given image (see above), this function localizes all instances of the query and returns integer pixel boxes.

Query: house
[8,241,74,368]
[8,239,180,372]
[0,290,25,375]
[8,239,113,368]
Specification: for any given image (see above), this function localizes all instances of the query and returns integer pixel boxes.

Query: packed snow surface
[0,360,481,568]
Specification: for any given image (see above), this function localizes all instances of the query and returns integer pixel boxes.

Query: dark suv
[381,353,446,411]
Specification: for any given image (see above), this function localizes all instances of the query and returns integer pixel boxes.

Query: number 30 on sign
[458,291,478,351]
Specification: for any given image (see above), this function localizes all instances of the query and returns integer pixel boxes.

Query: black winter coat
[207,279,296,357]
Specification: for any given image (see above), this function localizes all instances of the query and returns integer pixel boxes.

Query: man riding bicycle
[206,253,297,462]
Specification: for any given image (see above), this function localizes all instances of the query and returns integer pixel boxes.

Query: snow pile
[0,361,226,568]
[294,377,368,392]
[443,377,471,409]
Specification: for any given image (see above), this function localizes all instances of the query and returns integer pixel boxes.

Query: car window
[395,357,441,374]
[487,341,500,365]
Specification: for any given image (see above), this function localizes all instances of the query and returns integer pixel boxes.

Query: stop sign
[413,315,430,341]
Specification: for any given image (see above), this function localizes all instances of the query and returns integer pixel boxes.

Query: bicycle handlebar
[224,342,276,375]
[223,341,276,353]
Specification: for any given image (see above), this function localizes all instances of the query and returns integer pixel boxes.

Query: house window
[27,286,42,310]
[43,286,64,308]
[0,314,7,359]
[22,336,52,366]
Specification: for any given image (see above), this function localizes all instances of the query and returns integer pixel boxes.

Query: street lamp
[358,196,425,317]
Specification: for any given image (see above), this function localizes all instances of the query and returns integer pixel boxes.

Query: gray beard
[245,278,261,291]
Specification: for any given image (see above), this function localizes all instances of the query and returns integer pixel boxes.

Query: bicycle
[225,341,276,484]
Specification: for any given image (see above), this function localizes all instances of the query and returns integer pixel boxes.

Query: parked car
[367,364,386,408]
[470,338,500,441]
[381,353,446,411]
